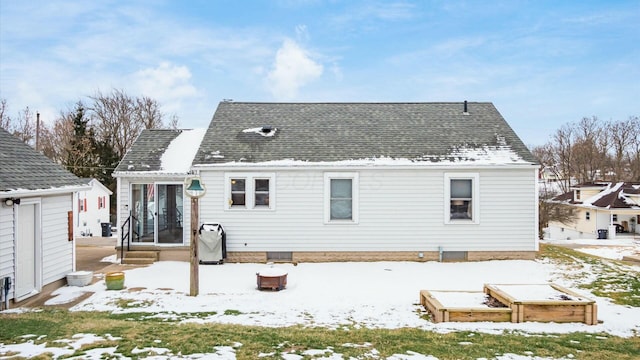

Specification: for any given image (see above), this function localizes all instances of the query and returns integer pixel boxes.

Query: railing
[120,211,140,264]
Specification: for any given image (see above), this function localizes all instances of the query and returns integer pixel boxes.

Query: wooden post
[189,197,199,296]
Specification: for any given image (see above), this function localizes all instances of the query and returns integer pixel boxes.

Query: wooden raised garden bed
[483,283,597,325]
[419,290,512,323]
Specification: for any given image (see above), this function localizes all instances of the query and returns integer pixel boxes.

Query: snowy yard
[40,257,637,337]
[2,238,639,359]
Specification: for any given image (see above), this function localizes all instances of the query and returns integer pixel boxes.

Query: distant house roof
[0,127,86,195]
[194,102,538,166]
[552,182,640,210]
[79,178,113,195]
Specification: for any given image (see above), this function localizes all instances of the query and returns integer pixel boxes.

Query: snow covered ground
[543,236,640,260]
[2,238,639,359]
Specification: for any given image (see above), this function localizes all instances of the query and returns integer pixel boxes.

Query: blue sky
[1,0,638,146]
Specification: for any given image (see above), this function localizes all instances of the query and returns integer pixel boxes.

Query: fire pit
[256,266,287,291]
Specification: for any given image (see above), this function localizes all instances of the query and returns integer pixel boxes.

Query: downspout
[438,246,443,262]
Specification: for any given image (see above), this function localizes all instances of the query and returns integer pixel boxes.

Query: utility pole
[35,112,40,151]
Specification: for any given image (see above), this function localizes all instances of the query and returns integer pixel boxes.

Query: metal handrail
[120,212,131,264]
[120,211,141,263]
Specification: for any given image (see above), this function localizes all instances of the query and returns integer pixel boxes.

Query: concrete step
[121,257,156,265]
[121,250,158,265]
[124,251,158,259]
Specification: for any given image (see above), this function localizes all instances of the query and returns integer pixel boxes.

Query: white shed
[0,128,88,304]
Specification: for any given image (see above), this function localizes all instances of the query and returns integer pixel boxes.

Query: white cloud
[132,62,199,114]
[266,39,323,100]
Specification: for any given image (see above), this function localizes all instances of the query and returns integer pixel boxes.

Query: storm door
[131,184,155,243]
[156,184,184,244]
[131,183,184,244]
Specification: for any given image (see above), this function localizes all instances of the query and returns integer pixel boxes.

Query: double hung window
[324,172,359,224]
[225,173,275,210]
[445,173,479,224]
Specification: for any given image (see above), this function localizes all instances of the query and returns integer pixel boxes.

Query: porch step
[122,251,158,265]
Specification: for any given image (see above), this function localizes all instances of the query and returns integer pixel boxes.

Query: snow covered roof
[194,102,538,167]
[552,182,640,209]
[114,102,538,175]
[113,129,206,175]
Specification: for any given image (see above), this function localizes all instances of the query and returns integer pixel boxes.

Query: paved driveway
[76,236,117,272]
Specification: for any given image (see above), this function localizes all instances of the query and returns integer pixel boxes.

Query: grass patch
[0,310,638,359]
[111,298,155,308]
[223,309,243,316]
[538,244,640,307]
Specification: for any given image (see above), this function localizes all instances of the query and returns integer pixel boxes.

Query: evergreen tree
[64,102,100,179]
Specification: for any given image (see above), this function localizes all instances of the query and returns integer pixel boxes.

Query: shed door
[15,203,39,300]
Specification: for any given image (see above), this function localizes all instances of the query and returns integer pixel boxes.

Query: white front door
[15,203,40,300]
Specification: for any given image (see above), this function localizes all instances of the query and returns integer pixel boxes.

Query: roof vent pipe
[463,100,468,115]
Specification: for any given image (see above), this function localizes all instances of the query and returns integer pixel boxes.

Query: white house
[547,182,640,240]
[0,128,88,305]
[114,102,540,263]
[75,178,113,237]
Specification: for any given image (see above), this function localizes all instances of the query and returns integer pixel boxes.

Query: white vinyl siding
[0,203,15,290]
[41,195,74,285]
[199,167,537,253]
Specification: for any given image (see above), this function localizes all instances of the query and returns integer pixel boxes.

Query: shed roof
[194,102,538,166]
[0,128,86,193]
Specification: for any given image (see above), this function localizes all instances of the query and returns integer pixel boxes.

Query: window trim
[444,173,479,224]
[224,173,276,211]
[324,172,359,224]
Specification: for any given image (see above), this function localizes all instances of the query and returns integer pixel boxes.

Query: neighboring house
[0,128,88,304]
[114,101,540,263]
[548,182,640,240]
[75,178,113,237]
[539,165,562,183]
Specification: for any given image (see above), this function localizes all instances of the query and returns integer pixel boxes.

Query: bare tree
[167,113,180,129]
[90,89,138,159]
[570,117,609,183]
[0,99,10,131]
[628,116,640,181]
[549,123,574,192]
[89,89,171,158]
[135,96,164,129]
[609,118,634,181]
[539,199,577,239]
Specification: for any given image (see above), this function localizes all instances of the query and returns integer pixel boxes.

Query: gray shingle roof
[114,129,183,173]
[0,128,85,192]
[194,102,538,165]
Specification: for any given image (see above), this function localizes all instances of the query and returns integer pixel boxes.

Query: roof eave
[1,185,91,198]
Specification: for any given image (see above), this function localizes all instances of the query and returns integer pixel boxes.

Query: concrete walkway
[12,237,144,309]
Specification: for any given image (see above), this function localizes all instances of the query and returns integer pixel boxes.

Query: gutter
[1,185,90,199]
[192,163,540,171]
